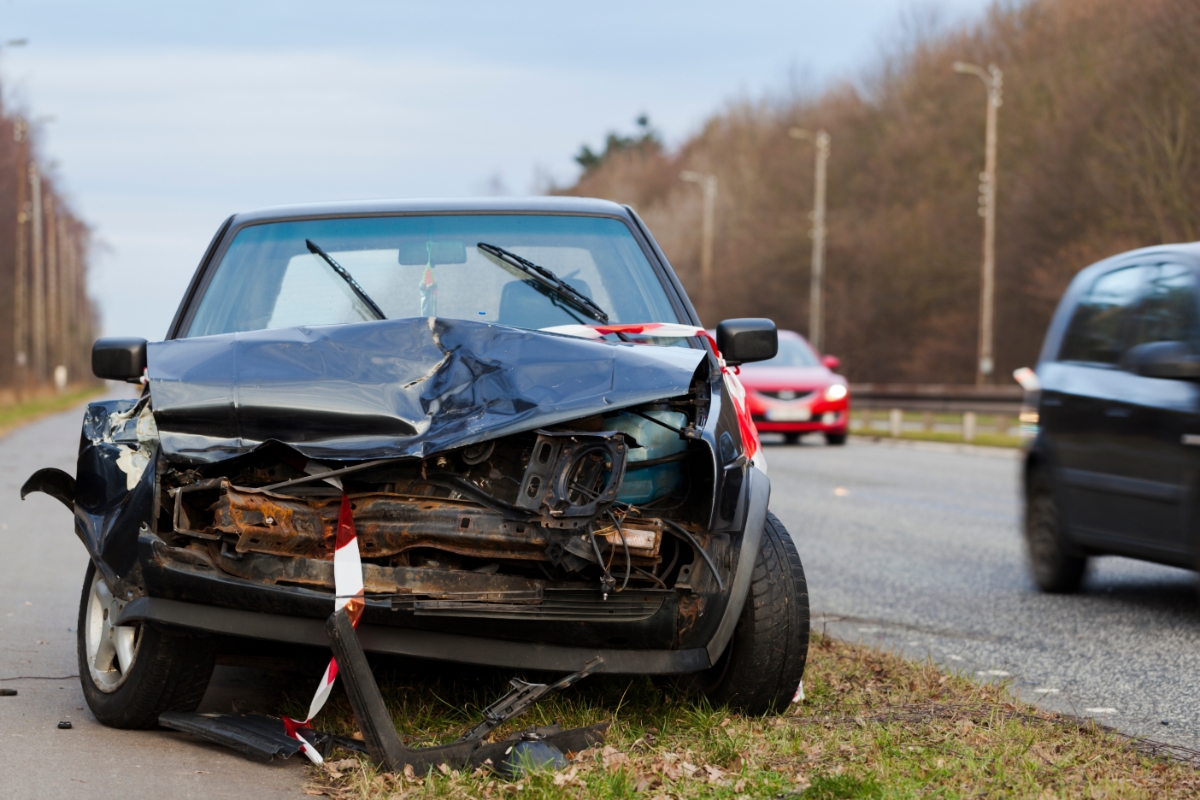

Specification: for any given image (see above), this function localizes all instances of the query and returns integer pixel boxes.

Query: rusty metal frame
[173,479,555,561]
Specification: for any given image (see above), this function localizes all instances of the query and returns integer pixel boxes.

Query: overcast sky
[0,0,993,340]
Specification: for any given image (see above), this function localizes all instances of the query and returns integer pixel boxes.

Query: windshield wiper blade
[306,239,387,321]
[477,242,610,324]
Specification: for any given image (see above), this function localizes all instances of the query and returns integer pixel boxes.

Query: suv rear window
[1126,263,1199,350]
[1058,265,1151,364]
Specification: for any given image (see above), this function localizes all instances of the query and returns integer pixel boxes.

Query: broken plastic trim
[160,713,301,760]
[20,468,76,511]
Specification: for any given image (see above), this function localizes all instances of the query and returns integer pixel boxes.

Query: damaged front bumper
[121,464,769,674]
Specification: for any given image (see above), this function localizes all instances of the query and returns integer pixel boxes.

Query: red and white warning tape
[283,493,365,763]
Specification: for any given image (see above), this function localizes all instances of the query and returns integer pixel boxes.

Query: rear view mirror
[93,337,147,383]
[397,240,467,265]
[1125,340,1200,380]
[822,354,841,370]
[716,318,778,366]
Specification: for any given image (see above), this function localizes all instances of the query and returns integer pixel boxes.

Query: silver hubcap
[85,570,141,692]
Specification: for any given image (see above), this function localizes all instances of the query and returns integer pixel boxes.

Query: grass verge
[0,385,105,439]
[300,635,1198,798]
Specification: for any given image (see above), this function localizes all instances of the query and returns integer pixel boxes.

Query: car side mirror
[92,337,148,383]
[1125,340,1200,380]
[821,354,840,370]
[716,318,777,366]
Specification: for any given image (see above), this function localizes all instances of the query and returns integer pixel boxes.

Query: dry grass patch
[300,635,1199,798]
[0,385,105,439]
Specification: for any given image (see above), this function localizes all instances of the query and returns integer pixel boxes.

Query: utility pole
[29,162,44,381]
[44,193,58,377]
[13,116,28,395]
[954,61,1002,386]
[5,40,30,394]
[789,128,830,353]
[680,170,718,323]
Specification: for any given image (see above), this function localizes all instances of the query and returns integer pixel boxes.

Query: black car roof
[230,196,631,225]
[1037,241,1200,365]
[1077,241,1200,278]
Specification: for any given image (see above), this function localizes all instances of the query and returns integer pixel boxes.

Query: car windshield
[750,336,820,368]
[185,214,680,338]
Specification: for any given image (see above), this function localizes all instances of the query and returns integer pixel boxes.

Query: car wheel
[783,433,801,445]
[78,561,216,729]
[676,512,809,714]
[1024,468,1086,593]
[824,433,847,446]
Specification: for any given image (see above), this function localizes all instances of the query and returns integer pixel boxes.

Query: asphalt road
[765,434,1200,752]
[4,396,1198,797]
[0,393,307,799]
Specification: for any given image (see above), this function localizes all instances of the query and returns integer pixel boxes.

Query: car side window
[1058,265,1151,364]
[1125,263,1199,350]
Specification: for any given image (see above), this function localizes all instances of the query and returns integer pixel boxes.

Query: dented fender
[23,398,158,585]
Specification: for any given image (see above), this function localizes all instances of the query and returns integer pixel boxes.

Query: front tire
[1024,468,1086,593]
[78,561,216,728]
[783,433,802,445]
[679,512,809,714]
[824,432,847,446]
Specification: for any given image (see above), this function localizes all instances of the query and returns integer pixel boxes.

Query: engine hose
[608,510,631,592]
[661,519,725,592]
[586,524,616,596]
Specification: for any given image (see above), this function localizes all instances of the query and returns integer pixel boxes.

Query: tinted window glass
[1058,265,1150,364]
[1126,263,1199,349]
[186,215,679,338]
[749,336,820,368]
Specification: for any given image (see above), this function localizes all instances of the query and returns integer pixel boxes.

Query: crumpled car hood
[147,317,706,464]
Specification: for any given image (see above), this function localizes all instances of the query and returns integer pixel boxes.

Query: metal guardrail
[846,384,1029,442]
[849,383,1024,414]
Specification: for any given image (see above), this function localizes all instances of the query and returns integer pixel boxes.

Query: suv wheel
[1025,468,1086,593]
[677,512,809,714]
[78,561,216,728]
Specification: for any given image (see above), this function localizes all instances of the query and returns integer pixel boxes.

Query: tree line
[560,0,1200,384]
[0,98,96,400]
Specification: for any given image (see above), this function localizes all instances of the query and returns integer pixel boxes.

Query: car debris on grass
[300,635,1200,799]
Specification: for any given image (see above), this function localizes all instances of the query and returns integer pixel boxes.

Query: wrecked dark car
[25,197,809,736]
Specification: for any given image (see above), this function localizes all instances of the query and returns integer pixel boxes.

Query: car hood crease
[147,317,706,464]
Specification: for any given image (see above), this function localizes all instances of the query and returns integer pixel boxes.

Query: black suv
[1024,243,1200,591]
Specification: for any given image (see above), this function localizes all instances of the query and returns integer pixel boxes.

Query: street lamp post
[788,127,830,354]
[680,170,717,322]
[3,38,29,394]
[953,61,1003,386]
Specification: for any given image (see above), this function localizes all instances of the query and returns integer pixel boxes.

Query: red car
[737,330,849,445]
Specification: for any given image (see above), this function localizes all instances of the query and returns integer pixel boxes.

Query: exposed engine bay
[160,399,726,618]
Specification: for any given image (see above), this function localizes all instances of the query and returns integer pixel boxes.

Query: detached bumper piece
[325,608,607,773]
[158,711,366,762]
[160,607,608,775]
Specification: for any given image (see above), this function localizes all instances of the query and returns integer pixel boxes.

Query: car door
[1045,263,1153,546]
[1110,261,1200,563]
